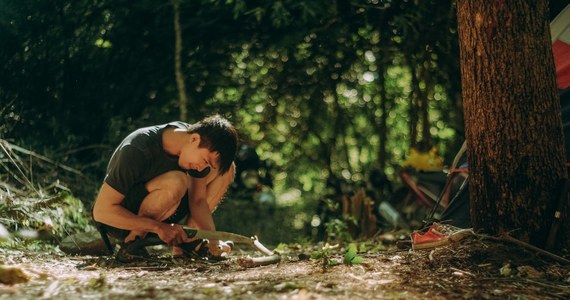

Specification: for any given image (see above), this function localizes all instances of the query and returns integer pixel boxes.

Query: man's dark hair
[187,114,238,175]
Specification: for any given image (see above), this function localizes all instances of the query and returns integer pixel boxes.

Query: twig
[520,278,570,290]
[30,194,66,210]
[0,141,37,191]
[59,144,112,156]
[499,233,570,265]
[0,182,26,196]
[480,277,570,291]
[236,253,281,268]
[0,139,85,177]
[449,267,475,277]
[122,266,171,271]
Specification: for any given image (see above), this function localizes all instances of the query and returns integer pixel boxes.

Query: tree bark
[405,53,419,148]
[377,64,388,169]
[172,0,188,121]
[456,0,567,248]
[418,63,432,149]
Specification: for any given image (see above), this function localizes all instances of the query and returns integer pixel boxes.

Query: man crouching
[92,114,238,258]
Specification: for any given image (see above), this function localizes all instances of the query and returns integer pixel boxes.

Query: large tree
[457,0,568,248]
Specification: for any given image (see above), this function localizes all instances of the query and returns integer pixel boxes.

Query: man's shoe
[411,223,474,250]
[175,239,234,261]
[116,242,150,262]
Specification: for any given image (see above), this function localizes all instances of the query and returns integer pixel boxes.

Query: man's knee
[146,171,188,202]
[219,167,235,188]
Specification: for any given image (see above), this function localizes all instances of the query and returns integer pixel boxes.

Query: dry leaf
[517,266,543,279]
[0,265,31,285]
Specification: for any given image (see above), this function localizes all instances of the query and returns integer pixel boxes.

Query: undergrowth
[1,139,94,250]
[0,190,94,248]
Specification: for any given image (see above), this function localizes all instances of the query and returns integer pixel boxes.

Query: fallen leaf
[0,265,31,285]
[517,266,543,279]
[499,264,511,277]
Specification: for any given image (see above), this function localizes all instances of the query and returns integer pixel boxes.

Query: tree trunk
[456,0,566,248]
[379,69,388,170]
[172,0,188,121]
[405,53,419,149]
[418,64,432,149]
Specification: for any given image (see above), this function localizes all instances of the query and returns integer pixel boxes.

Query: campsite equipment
[391,142,469,227]
[377,201,408,229]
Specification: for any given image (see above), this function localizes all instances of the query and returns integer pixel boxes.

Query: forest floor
[1,234,569,299]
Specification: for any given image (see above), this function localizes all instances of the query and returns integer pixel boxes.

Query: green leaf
[343,243,364,265]
[350,256,363,264]
[344,243,358,264]
[311,250,323,260]
[358,242,367,253]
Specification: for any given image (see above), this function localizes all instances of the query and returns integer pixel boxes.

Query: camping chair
[397,142,469,215]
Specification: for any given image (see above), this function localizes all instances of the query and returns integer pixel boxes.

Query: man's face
[178,134,220,176]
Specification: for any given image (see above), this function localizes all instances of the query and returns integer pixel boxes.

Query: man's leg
[172,163,235,256]
[124,170,188,243]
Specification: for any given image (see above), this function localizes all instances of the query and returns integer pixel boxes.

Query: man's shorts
[94,182,190,240]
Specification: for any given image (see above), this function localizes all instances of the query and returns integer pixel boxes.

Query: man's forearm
[93,203,161,233]
[187,198,216,231]
[93,182,163,234]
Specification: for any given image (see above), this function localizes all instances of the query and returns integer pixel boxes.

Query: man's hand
[155,223,191,246]
[207,240,232,257]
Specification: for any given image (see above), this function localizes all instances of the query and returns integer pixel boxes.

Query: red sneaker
[411,223,474,250]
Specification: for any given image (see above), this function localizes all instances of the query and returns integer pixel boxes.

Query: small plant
[311,243,340,270]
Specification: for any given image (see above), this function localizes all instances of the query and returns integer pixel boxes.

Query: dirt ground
[1,235,569,300]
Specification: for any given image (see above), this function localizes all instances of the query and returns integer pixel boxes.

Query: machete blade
[182,227,254,246]
[122,227,275,257]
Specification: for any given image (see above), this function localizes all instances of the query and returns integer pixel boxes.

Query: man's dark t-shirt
[105,121,190,195]
[97,121,192,239]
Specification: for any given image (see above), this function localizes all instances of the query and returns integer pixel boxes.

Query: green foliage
[0,192,94,248]
[324,218,353,243]
[343,243,363,265]
[310,243,340,270]
[1,0,463,238]
[274,242,289,252]
[310,242,365,269]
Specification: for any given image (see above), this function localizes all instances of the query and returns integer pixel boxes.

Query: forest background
[1,0,568,246]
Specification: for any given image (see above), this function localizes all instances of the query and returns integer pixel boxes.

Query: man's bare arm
[187,163,235,228]
[187,176,216,231]
[92,183,184,244]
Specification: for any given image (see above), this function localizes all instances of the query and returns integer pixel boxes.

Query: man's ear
[189,133,201,145]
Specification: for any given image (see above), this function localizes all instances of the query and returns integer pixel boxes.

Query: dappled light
[1,0,569,299]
